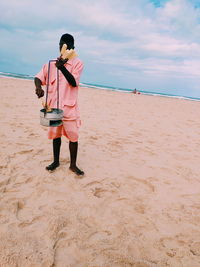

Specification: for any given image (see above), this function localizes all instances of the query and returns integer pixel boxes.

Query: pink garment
[48,119,81,141]
[36,57,84,140]
[36,57,83,119]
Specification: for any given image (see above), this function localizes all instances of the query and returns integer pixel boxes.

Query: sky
[1,0,200,97]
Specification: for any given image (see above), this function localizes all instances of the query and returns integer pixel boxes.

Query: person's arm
[34,77,44,98]
[55,58,77,87]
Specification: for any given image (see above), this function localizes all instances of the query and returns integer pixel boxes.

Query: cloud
[0,0,200,97]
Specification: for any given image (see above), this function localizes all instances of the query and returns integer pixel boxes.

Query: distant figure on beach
[132,88,140,94]
[34,33,84,175]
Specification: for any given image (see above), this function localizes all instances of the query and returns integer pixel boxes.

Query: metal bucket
[40,108,63,127]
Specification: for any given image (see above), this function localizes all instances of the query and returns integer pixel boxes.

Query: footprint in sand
[160,236,187,257]
[134,203,146,214]
[93,187,119,198]
[126,176,155,193]
[0,177,10,188]
[16,200,26,220]
[0,156,10,169]
[89,135,99,140]
[190,242,200,256]
[84,180,120,198]
[87,230,111,243]
[16,200,44,226]
[83,181,102,188]
[93,187,108,198]
[17,149,34,154]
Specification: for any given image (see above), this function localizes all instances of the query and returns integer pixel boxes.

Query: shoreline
[1,74,199,103]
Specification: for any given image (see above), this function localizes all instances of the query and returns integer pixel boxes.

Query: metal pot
[40,108,63,127]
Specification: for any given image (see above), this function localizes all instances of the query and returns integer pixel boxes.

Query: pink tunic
[36,57,83,120]
[36,57,84,141]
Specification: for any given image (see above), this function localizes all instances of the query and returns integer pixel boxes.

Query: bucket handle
[45,60,60,115]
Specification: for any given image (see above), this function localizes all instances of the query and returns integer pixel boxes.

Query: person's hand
[61,49,75,60]
[35,87,44,98]
[55,57,68,69]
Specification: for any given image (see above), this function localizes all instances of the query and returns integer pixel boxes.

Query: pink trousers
[48,119,81,142]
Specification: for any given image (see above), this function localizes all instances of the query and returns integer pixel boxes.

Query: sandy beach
[1,76,200,267]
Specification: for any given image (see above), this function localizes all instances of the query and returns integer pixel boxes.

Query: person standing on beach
[132,88,140,94]
[34,33,84,175]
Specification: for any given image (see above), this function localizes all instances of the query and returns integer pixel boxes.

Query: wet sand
[1,77,200,266]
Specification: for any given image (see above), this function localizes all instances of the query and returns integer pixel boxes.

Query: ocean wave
[0,71,34,80]
[80,82,200,102]
[1,72,200,102]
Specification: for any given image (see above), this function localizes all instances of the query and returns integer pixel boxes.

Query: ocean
[1,71,200,102]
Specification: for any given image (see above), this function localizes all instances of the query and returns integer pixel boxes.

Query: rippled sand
[1,77,200,266]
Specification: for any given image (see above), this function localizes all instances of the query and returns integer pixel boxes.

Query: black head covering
[60,33,74,49]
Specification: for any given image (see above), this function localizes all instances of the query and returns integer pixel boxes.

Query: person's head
[59,33,75,51]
